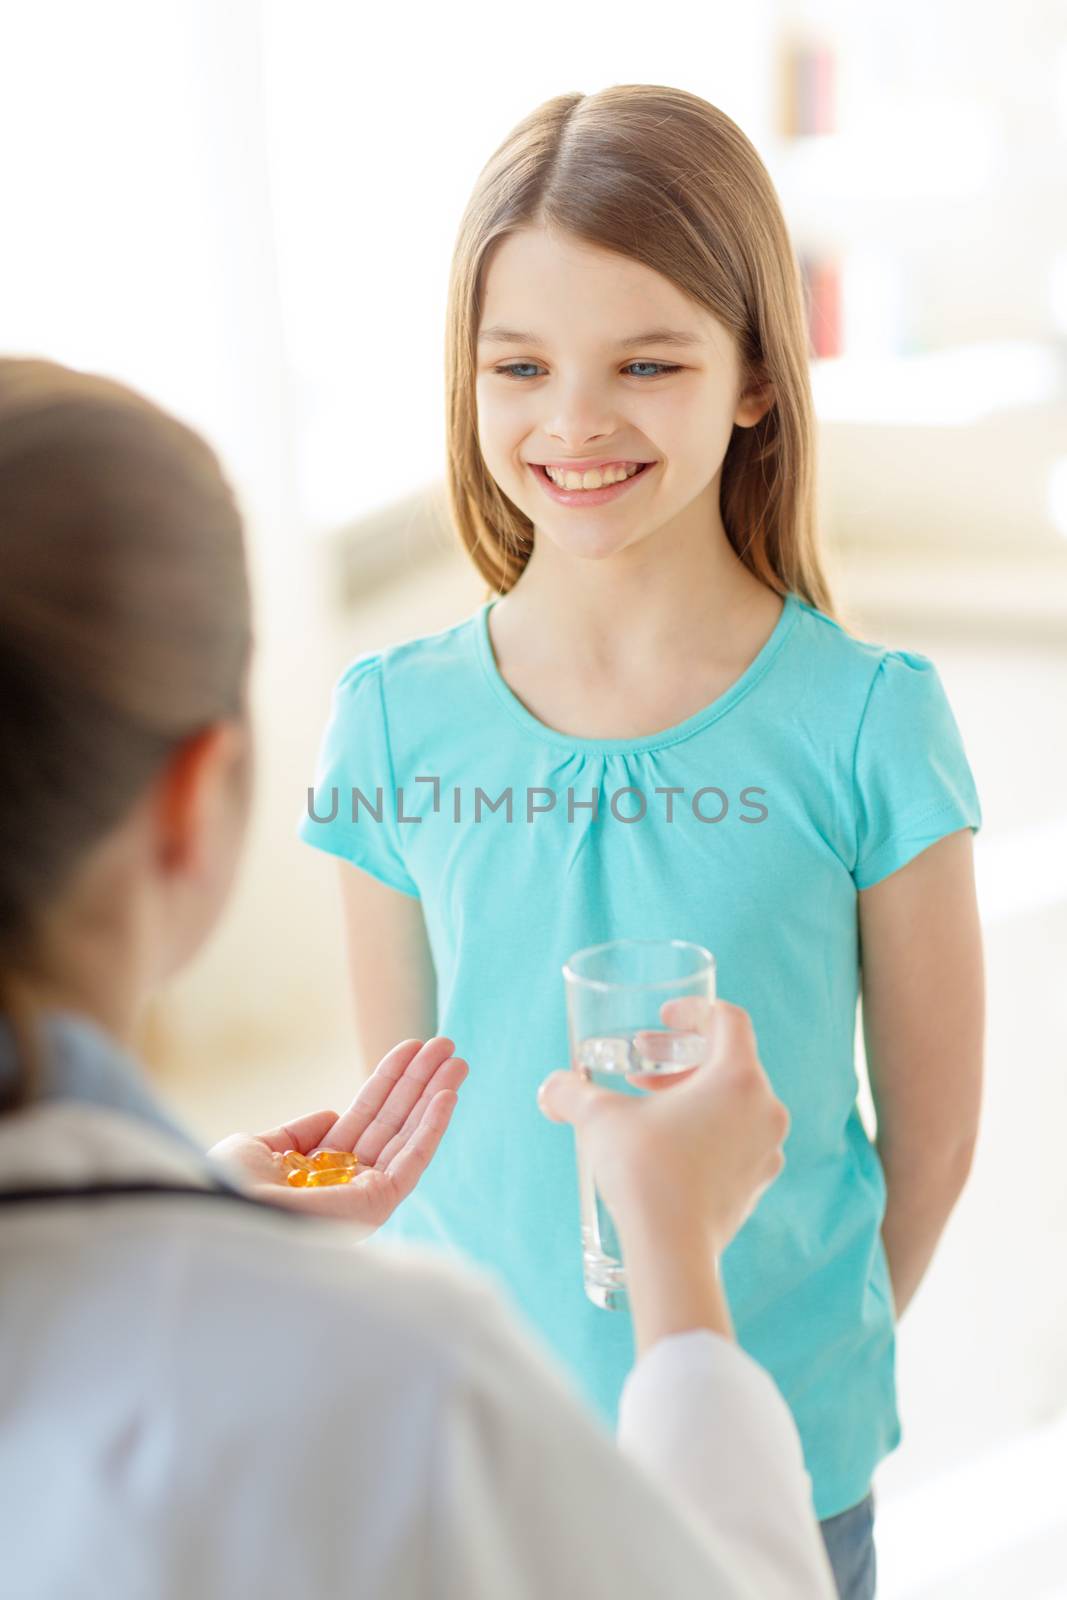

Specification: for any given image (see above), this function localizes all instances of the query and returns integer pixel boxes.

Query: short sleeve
[296,654,420,898]
[852,650,982,890]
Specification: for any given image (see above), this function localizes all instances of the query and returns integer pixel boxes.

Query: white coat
[0,1011,835,1599]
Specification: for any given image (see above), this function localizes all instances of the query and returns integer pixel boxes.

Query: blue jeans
[819,1492,877,1599]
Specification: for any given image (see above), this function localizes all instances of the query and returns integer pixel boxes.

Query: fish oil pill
[278,1146,360,1187]
[278,1150,314,1172]
[310,1149,359,1171]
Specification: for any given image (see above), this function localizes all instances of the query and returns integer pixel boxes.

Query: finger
[383,1088,459,1199]
[625,1066,699,1092]
[344,1037,458,1165]
[708,1000,757,1050]
[662,998,758,1072]
[254,1109,340,1155]
[374,1056,469,1168]
[630,1028,704,1090]
[659,995,715,1035]
[324,1037,451,1154]
[537,1070,602,1126]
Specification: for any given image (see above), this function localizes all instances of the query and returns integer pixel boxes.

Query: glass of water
[562,938,716,1311]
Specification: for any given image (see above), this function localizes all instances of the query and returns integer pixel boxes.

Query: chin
[547,517,650,559]
[541,532,632,562]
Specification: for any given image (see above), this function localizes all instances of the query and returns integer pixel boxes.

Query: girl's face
[475,224,771,564]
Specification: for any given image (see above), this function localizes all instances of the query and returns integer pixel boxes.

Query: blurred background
[2,1,1065,1593]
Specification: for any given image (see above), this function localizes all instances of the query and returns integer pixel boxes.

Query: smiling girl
[299,86,985,1599]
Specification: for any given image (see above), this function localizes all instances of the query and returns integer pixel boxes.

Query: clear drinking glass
[562,938,716,1311]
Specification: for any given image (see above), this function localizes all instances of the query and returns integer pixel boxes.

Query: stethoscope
[0,1180,296,1214]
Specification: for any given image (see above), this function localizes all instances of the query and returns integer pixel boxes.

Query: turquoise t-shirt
[297,592,981,1519]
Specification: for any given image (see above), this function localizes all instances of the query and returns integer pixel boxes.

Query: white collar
[0,1008,233,1198]
[0,1098,226,1193]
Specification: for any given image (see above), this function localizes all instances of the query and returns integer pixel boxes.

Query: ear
[155,723,241,874]
[734,375,776,429]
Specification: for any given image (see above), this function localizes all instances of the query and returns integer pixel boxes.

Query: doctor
[0,357,835,1599]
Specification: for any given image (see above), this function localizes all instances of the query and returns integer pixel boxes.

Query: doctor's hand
[208,1036,468,1233]
[539,1000,787,1356]
[538,999,787,1258]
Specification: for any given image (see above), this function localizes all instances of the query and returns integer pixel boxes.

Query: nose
[544,378,616,451]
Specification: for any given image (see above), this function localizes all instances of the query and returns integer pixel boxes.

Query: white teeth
[544,463,642,490]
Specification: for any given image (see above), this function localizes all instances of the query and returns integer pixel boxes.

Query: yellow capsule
[305,1166,356,1187]
[309,1148,359,1171]
[285,1166,310,1187]
[281,1149,314,1172]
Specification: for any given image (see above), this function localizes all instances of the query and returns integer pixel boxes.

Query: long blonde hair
[444,84,836,615]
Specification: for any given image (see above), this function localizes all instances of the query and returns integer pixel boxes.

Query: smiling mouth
[531,461,655,492]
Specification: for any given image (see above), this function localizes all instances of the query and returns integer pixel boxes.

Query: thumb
[537,1069,601,1127]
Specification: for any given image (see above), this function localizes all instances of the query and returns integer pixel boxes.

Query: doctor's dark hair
[445,83,836,615]
[0,358,252,1112]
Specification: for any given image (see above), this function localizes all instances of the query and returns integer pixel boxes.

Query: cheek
[609,389,683,461]
[654,393,734,473]
[475,382,528,468]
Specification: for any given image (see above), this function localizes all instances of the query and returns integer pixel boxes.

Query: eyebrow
[477,324,705,349]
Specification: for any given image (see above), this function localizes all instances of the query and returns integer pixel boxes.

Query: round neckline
[474,591,800,755]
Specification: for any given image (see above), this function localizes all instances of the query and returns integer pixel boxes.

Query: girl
[300,85,984,1599]
[0,357,834,1598]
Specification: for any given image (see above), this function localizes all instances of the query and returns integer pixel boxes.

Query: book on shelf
[800,252,842,359]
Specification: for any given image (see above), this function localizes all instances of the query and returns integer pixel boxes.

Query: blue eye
[491,361,682,380]
[624,362,681,378]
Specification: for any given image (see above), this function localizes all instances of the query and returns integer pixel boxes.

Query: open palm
[208,1036,468,1235]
